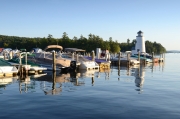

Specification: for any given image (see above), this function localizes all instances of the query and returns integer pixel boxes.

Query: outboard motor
[60,60,77,74]
[70,60,76,71]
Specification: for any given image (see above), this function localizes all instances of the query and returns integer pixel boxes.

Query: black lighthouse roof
[137,30,143,37]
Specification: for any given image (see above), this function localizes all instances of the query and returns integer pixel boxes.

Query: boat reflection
[0,77,18,92]
[0,76,18,85]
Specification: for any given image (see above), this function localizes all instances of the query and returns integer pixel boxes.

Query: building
[132,31,146,55]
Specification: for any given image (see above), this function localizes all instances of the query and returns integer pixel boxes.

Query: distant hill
[166,50,180,53]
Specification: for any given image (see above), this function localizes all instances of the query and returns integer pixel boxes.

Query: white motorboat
[31,45,99,70]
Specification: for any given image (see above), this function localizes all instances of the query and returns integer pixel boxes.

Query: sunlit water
[0,53,180,119]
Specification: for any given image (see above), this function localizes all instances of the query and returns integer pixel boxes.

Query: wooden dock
[111,57,164,66]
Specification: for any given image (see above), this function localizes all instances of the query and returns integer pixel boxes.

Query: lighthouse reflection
[132,65,145,93]
[134,66,145,87]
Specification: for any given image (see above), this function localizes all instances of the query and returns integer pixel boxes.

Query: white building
[132,31,146,55]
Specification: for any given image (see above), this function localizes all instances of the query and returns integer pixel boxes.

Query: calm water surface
[0,53,180,119]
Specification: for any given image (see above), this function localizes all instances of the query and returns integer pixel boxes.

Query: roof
[44,45,63,51]
[64,48,85,52]
[138,30,143,34]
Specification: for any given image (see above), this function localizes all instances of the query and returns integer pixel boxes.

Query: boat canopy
[44,45,63,51]
[64,48,85,52]
[125,51,132,54]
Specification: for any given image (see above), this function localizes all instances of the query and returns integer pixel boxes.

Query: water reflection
[19,69,102,95]
[0,76,18,86]
[35,72,72,95]
[117,65,146,94]
[134,66,145,88]
[0,76,18,93]
[133,66,145,94]
[44,71,62,95]
[0,62,164,95]
[151,62,165,73]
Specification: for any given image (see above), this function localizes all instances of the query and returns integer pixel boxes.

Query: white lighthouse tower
[132,30,146,55]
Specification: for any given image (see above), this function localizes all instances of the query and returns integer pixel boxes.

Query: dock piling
[138,51,140,61]
[72,53,74,60]
[118,52,121,66]
[92,51,95,61]
[127,53,130,66]
[76,54,79,62]
[52,51,56,71]
[152,52,154,63]
[52,71,56,91]
[92,77,94,85]
[144,53,146,65]
[4,52,6,60]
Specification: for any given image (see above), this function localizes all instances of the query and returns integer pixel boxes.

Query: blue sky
[1,0,180,50]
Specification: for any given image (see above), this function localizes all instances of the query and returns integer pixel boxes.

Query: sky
[1,0,180,50]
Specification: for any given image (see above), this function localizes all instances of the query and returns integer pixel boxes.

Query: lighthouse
[132,31,146,55]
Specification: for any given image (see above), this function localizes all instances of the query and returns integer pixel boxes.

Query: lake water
[0,53,180,119]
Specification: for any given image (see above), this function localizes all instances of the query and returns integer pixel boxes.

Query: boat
[131,55,153,63]
[111,55,140,65]
[30,45,72,69]
[0,59,18,77]
[7,54,47,73]
[64,48,100,70]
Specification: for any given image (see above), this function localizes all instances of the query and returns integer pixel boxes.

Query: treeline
[0,32,166,54]
[0,32,120,53]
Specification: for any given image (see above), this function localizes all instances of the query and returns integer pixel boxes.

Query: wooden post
[52,71,56,91]
[52,51,56,71]
[76,54,79,62]
[105,53,107,61]
[9,51,11,60]
[144,53,146,65]
[3,52,6,60]
[152,52,154,59]
[92,51,95,61]
[152,52,154,63]
[118,65,120,76]
[138,51,140,61]
[108,53,110,61]
[19,52,22,76]
[72,53,74,60]
[76,78,79,86]
[118,52,121,66]
[12,51,14,59]
[127,53,130,66]
[19,52,22,65]
[44,52,45,59]
[92,77,94,85]
[25,52,27,65]
[21,67,24,76]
